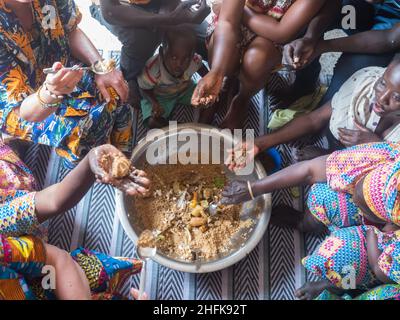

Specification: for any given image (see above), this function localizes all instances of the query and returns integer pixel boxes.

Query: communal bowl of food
[116,123,271,273]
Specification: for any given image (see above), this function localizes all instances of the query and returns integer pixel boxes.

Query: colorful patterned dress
[307,142,400,231]
[0,235,143,300]
[0,140,142,299]
[0,0,133,168]
[303,226,400,292]
[304,142,400,295]
[0,140,39,237]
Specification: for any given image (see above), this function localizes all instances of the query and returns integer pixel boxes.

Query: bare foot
[295,281,334,300]
[291,146,328,162]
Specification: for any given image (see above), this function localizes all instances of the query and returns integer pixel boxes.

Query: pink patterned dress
[0,140,39,237]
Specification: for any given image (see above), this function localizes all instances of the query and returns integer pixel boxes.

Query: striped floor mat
[19,0,335,300]
[23,69,328,300]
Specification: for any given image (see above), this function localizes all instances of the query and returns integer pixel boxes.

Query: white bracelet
[247,181,255,200]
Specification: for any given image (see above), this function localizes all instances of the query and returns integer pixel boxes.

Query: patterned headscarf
[363,160,400,226]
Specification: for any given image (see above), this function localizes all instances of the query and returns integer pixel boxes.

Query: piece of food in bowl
[138,229,157,249]
[133,163,253,261]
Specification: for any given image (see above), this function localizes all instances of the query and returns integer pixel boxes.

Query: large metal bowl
[116,123,271,273]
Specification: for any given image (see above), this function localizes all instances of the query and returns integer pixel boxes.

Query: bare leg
[220,37,281,130]
[271,205,328,235]
[45,244,91,300]
[199,34,241,124]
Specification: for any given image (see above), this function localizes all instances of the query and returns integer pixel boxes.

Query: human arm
[221,155,329,205]
[283,0,341,67]
[35,144,151,223]
[191,0,245,106]
[243,0,327,45]
[19,62,83,122]
[68,27,129,103]
[317,24,400,55]
[99,0,209,28]
[287,24,400,69]
[227,101,332,171]
[140,89,164,118]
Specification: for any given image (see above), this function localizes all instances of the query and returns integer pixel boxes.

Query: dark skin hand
[35,144,151,223]
[15,1,127,121]
[222,156,328,205]
[291,23,400,70]
[338,122,382,147]
[282,0,341,68]
[226,102,333,172]
[227,60,400,166]
[192,0,327,107]
[100,0,210,28]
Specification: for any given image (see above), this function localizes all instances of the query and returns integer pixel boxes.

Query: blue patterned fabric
[307,183,363,232]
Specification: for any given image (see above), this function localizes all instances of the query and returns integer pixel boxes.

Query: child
[299,225,400,300]
[138,26,209,129]
[192,0,329,129]
[0,138,151,299]
[228,59,400,169]
[221,141,400,298]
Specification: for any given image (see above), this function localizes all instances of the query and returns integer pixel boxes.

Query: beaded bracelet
[36,85,61,109]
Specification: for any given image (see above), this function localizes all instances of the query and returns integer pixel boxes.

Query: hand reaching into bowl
[221,180,253,205]
[226,141,260,172]
[89,144,151,196]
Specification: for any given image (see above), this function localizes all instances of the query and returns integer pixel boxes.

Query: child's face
[163,42,194,78]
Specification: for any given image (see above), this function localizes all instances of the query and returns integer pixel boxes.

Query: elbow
[19,104,38,122]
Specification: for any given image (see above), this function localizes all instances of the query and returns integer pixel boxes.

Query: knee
[243,39,280,72]
[46,244,71,268]
[240,39,280,91]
